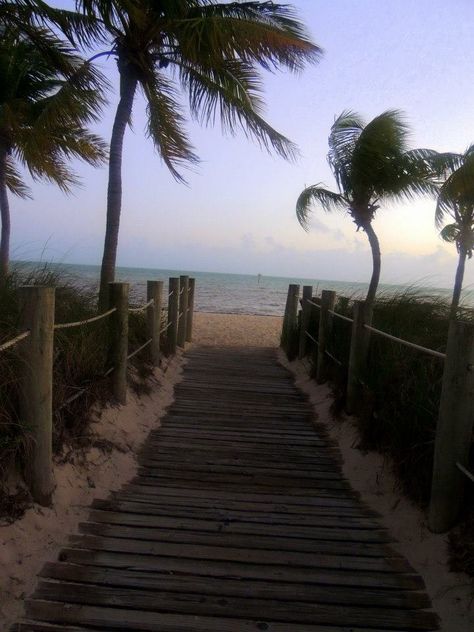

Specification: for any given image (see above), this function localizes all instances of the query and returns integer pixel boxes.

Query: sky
[10,0,474,288]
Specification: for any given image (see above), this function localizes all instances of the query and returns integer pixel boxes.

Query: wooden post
[186,277,195,342]
[298,285,313,359]
[177,275,189,348]
[167,277,179,355]
[316,290,336,383]
[147,280,163,366]
[280,284,300,359]
[346,300,373,414]
[108,282,129,404]
[429,320,474,533]
[19,286,55,506]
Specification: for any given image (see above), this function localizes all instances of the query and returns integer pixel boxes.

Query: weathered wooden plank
[55,548,426,591]
[120,483,364,508]
[33,582,439,629]
[40,562,431,609]
[91,499,379,529]
[108,490,376,518]
[78,522,391,557]
[64,535,408,570]
[24,601,416,632]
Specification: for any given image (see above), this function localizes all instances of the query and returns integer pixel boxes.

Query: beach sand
[1,312,473,630]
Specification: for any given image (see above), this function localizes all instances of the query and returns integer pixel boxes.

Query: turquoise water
[14,261,460,317]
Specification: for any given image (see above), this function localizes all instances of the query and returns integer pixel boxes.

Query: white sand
[0,352,184,627]
[193,311,283,347]
[279,351,474,632]
[1,312,473,630]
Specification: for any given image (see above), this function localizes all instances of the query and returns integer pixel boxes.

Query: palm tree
[0,27,107,278]
[75,0,321,308]
[435,145,474,319]
[296,110,444,307]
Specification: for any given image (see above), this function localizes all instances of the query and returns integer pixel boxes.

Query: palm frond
[296,184,346,231]
[178,57,297,161]
[140,69,199,183]
[5,156,31,199]
[328,110,364,195]
[174,1,321,72]
[435,150,474,229]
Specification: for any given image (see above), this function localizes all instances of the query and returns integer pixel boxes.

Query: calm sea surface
[15,262,459,316]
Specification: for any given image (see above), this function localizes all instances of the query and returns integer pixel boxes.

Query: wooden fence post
[280,284,300,359]
[186,277,195,342]
[429,320,474,533]
[147,280,163,366]
[178,275,189,348]
[346,300,373,414]
[298,285,313,359]
[167,277,180,355]
[108,282,129,405]
[316,290,336,383]
[19,286,55,506]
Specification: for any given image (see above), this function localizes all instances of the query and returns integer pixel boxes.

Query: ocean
[14,261,459,317]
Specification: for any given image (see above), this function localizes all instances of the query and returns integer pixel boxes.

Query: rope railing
[54,307,117,330]
[328,309,353,324]
[456,462,474,484]
[168,290,174,298]
[160,321,172,334]
[307,299,321,309]
[0,330,30,353]
[128,298,154,313]
[127,338,152,361]
[325,348,343,367]
[305,330,319,345]
[364,324,446,360]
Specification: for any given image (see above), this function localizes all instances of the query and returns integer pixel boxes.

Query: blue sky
[11,0,474,288]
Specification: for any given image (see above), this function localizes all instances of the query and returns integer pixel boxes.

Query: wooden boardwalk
[17,346,439,631]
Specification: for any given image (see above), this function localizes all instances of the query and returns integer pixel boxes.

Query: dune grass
[299,286,474,575]
[0,263,157,515]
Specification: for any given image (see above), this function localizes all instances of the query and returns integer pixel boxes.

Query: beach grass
[0,263,154,513]
[304,287,474,575]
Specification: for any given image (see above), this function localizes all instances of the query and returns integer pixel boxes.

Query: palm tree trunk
[0,145,11,281]
[450,247,466,320]
[98,62,138,310]
[363,221,381,308]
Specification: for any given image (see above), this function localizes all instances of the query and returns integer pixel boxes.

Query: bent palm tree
[0,27,107,278]
[436,145,474,319]
[76,0,321,308]
[297,110,444,307]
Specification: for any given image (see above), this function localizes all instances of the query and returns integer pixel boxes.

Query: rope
[128,298,154,313]
[307,299,321,309]
[0,330,30,353]
[54,307,117,330]
[178,311,183,320]
[127,338,152,360]
[456,462,474,484]
[57,387,88,410]
[305,330,319,345]
[160,321,172,334]
[325,349,343,367]
[179,287,184,295]
[328,309,353,324]
[364,324,446,359]
[168,290,174,298]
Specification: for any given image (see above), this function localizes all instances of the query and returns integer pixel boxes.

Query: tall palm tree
[0,27,108,278]
[435,145,474,319]
[296,110,445,307]
[76,0,321,308]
